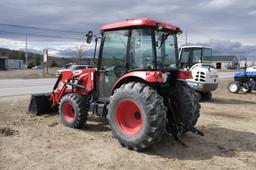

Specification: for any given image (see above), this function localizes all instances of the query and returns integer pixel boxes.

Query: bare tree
[75,45,86,64]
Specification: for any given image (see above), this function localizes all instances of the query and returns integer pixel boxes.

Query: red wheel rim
[62,102,75,122]
[115,99,143,136]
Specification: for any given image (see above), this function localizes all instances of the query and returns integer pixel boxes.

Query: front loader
[28,18,203,151]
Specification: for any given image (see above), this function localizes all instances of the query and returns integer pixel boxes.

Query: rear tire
[59,93,89,128]
[108,82,167,151]
[228,81,240,93]
[169,81,200,132]
[241,83,251,93]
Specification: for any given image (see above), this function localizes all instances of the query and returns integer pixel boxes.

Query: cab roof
[180,45,211,49]
[100,18,182,33]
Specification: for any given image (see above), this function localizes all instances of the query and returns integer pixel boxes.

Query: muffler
[28,93,53,115]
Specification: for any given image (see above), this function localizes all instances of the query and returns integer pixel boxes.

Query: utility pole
[43,49,48,74]
[25,35,28,66]
[79,47,82,64]
[185,32,187,45]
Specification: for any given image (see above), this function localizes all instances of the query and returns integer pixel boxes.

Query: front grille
[195,72,206,82]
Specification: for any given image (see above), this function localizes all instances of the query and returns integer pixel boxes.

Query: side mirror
[85,31,93,44]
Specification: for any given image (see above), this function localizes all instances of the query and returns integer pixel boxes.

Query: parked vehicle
[246,66,256,72]
[65,63,77,69]
[56,64,92,77]
[28,18,202,151]
[228,68,256,93]
[32,65,43,69]
[179,46,218,100]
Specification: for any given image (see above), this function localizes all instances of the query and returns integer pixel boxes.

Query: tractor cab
[179,45,218,100]
[179,45,212,69]
[89,18,183,100]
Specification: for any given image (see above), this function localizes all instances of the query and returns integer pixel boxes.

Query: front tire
[59,93,89,128]
[108,82,166,151]
[228,81,240,93]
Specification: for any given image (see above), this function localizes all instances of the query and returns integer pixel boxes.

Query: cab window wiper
[158,33,170,49]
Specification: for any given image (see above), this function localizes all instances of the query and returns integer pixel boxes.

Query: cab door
[95,30,129,100]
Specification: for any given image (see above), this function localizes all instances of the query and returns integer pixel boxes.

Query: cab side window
[129,28,153,70]
[101,30,128,71]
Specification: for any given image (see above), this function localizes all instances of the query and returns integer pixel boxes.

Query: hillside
[0,48,92,67]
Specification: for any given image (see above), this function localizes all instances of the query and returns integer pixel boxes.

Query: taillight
[177,70,193,80]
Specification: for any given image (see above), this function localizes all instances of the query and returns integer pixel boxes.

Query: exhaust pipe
[28,93,53,115]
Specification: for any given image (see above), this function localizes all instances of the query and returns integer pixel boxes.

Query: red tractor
[29,18,202,151]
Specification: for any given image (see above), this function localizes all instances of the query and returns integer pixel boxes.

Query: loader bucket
[28,93,52,115]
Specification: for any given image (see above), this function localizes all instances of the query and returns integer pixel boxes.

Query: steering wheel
[113,65,124,77]
[145,64,153,69]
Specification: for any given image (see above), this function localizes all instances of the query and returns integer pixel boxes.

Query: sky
[0,0,256,59]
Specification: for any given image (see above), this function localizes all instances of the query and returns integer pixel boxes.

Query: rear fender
[111,71,163,94]
[177,70,193,80]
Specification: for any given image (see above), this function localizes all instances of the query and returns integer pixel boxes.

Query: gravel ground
[0,79,256,170]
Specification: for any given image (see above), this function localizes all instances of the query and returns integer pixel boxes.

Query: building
[247,59,256,67]
[0,57,24,70]
[211,56,247,70]
[7,59,24,69]
[0,57,8,70]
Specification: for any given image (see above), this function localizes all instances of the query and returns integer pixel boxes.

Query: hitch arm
[190,127,204,136]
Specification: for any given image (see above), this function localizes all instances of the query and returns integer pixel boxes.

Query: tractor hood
[235,71,256,77]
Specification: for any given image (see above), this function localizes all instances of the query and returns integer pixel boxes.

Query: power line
[0,23,85,34]
[0,30,85,41]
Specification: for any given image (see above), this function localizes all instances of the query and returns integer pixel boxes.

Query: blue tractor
[228,66,256,93]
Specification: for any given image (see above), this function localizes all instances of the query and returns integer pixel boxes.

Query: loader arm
[50,69,96,106]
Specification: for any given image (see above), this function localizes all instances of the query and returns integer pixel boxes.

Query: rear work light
[177,70,193,80]
[146,71,163,80]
